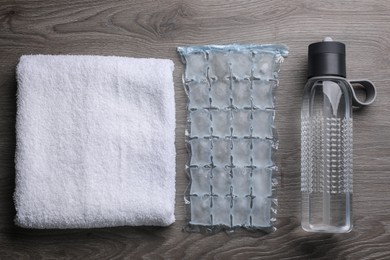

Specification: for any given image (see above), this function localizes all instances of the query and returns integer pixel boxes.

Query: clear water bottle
[301,37,376,233]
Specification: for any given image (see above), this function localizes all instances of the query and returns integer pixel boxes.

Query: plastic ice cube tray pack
[178,44,288,232]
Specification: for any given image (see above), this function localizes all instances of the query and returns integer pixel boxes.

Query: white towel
[14,55,176,229]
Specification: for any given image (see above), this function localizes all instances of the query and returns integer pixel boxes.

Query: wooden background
[1,0,390,259]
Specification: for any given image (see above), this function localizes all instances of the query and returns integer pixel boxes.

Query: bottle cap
[308,37,346,78]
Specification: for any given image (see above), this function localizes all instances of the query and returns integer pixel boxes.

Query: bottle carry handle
[348,79,377,107]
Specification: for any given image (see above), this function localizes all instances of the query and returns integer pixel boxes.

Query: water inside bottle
[301,80,353,233]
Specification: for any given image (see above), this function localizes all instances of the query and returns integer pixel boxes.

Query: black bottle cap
[308,38,346,78]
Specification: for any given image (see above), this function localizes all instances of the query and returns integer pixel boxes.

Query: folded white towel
[14,55,176,229]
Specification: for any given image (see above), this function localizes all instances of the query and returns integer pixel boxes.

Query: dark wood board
[1,0,389,259]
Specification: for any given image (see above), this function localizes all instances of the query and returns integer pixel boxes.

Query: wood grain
[1,0,390,258]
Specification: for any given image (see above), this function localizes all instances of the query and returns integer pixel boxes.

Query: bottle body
[301,77,353,233]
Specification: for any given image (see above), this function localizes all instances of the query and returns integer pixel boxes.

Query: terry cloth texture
[14,55,176,229]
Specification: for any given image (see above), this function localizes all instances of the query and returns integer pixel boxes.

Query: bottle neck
[308,75,348,81]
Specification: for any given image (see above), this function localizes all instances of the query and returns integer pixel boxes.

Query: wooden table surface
[1,0,390,259]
